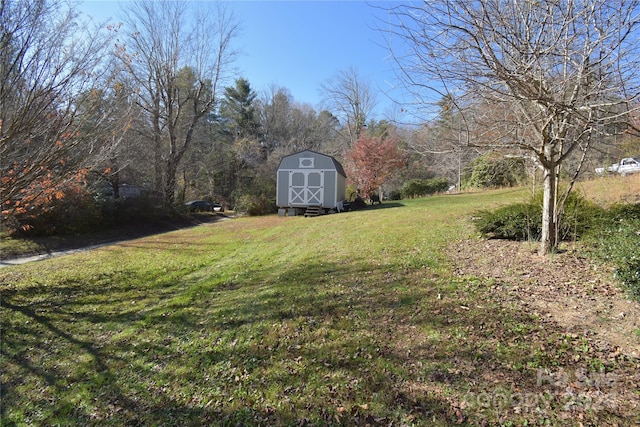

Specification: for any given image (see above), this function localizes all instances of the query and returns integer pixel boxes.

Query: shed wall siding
[276,170,289,207]
[279,168,336,207]
[324,171,337,208]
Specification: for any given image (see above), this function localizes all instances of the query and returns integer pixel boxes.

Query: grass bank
[1,188,638,426]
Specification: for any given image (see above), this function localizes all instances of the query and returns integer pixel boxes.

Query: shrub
[387,190,402,201]
[463,153,527,189]
[346,184,360,201]
[555,191,606,241]
[584,203,640,300]
[4,180,105,236]
[234,194,276,216]
[400,178,449,199]
[473,191,604,241]
[474,203,542,240]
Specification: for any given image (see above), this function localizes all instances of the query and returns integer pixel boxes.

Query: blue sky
[79,1,406,119]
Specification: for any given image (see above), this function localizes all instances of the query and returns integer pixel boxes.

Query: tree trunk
[112,170,120,200]
[539,146,557,255]
[152,93,163,195]
[164,157,178,208]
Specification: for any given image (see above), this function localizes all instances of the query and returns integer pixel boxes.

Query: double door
[289,170,323,205]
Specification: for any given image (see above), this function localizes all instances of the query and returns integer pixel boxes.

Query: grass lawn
[1,188,638,426]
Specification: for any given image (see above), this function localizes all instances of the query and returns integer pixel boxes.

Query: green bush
[234,194,276,216]
[474,203,542,240]
[463,153,527,189]
[584,203,640,300]
[554,191,606,241]
[400,178,449,199]
[387,190,402,201]
[473,191,604,241]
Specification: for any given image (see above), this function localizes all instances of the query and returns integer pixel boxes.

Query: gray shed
[276,150,347,216]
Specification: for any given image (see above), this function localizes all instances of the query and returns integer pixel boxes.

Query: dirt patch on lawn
[449,238,640,359]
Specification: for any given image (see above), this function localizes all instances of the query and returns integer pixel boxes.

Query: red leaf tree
[344,132,407,199]
[1,166,93,235]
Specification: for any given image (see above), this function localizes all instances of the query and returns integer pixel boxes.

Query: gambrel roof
[278,150,346,178]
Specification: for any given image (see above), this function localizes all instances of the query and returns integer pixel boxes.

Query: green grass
[0,234,44,260]
[1,189,637,426]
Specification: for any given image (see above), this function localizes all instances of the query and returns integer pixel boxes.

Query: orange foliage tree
[343,132,407,199]
[1,0,120,233]
[1,166,96,235]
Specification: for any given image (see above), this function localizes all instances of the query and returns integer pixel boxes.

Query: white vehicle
[595,157,640,176]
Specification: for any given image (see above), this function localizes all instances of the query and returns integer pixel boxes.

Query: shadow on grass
[0,212,229,262]
[366,201,405,210]
[1,252,562,425]
[346,202,405,213]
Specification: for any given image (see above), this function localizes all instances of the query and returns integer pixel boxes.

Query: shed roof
[278,150,346,177]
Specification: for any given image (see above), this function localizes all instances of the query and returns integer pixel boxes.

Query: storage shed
[276,150,347,216]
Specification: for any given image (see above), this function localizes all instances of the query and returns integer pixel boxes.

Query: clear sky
[78,1,406,119]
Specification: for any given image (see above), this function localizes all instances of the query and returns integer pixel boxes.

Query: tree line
[0,2,388,230]
[2,0,640,255]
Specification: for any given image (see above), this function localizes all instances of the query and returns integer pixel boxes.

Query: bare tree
[0,0,116,223]
[82,83,142,199]
[404,94,481,189]
[388,0,640,254]
[117,0,239,207]
[321,66,377,147]
[255,84,340,156]
[256,85,295,153]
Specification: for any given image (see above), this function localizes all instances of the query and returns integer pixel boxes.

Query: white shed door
[289,171,323,205]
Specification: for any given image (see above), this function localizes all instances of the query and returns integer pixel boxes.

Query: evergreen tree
[220,78,259,140]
